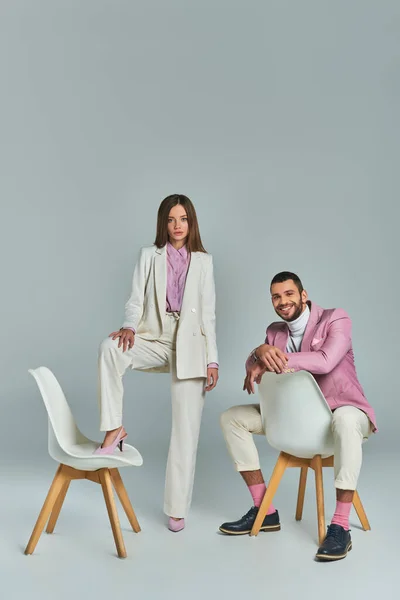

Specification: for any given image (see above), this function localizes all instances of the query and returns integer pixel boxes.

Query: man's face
[270,280,308,322]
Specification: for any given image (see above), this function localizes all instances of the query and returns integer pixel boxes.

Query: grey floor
[1,439,396,600]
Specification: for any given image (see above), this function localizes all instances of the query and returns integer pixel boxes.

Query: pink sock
[249,483,276,514]
[331,501,352,530]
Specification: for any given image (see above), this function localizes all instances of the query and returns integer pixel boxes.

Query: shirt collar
[167,241,188,259]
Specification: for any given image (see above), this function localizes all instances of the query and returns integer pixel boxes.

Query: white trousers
[98,313,206,518]
[220,404,371,490]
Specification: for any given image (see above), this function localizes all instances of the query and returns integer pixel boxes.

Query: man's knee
[332,406,364,436]
[219,404,262,436]
[220,405,245,432]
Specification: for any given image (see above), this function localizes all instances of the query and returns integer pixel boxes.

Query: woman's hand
[205,367,219,392]
[109,328,135,352]
[243,362,267,394]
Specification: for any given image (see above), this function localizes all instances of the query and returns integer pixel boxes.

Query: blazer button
[193,332,197,336]
[191,308,196,313]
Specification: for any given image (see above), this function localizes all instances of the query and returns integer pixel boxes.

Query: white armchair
[24,367,143,559]
[251,370,370,544]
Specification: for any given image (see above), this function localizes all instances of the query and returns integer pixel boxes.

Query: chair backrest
[29,367,85,454]
[258,370,334,458]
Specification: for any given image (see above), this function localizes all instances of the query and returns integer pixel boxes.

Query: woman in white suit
[95,194,219,532]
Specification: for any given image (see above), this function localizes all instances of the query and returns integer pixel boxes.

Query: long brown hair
[154,194,207,253]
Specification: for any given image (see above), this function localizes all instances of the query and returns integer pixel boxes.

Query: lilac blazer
[264,301,377,431]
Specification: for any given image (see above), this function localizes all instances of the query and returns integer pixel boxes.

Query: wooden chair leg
[313,455,326,545]
[250,452,290,536]
[353,490,371,531]
[25,464,67,555]
[295,466,308,521]
[110,469,141,533]
[99,469,127,559]
[46,478,71,534]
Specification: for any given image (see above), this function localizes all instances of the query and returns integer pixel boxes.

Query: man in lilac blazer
[219,271,376,562]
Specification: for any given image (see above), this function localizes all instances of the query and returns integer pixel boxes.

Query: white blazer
[122,245,218,380]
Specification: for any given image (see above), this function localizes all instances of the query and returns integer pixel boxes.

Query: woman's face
[167,204,189,246]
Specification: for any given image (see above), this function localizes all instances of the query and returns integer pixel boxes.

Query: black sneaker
[315,524,352,561]
[219,506,281,535]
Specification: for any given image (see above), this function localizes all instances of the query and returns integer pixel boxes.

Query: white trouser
[98,313,206,518]
[220,404,371,490]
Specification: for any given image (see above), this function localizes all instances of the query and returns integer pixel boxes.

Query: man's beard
[276,301,304,322]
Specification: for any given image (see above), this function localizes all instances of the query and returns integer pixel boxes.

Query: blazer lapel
[300,301,322,351]
[155,246,167,319]
[180,252,201,313]
[274,328,289,351]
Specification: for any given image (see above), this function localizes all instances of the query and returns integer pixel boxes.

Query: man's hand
[255,344,288,373]
[109,328,135,352]
[243,361,267,395]
[205,367,219,392]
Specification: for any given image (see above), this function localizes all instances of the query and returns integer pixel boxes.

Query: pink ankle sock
[331,500,352,530]
[249,483,276,514]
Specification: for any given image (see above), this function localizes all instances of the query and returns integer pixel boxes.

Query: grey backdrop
[1,2,399,598]
[1,1,398,477]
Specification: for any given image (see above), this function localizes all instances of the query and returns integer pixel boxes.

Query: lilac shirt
[127,242,218,369]
[166,242,190,312]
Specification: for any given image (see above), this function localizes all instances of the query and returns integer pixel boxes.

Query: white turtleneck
[286,305,310,353]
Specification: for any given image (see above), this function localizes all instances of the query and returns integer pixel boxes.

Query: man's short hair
[270,271,304,294]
